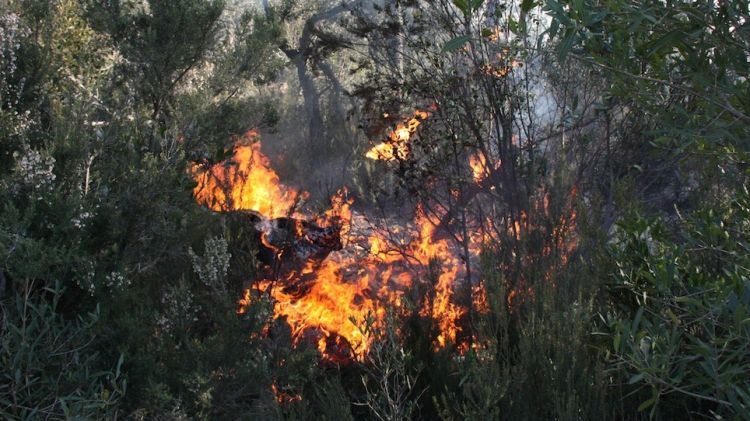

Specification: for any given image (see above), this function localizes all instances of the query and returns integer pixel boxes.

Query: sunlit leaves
[604,193,750,417]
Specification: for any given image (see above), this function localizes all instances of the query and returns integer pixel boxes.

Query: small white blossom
[0,13,29,108]
[105,271,131,290]
[72,211,93,229]
[157,285,201,336]
[189,236,231,295]
[75,260,97,296]
[13,147,56,189]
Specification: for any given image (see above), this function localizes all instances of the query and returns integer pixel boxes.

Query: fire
[192,128,578,364]
[193,130,471,360]
[413,208,464,347]
[192,130,304,218]
[365,110,430,161]
[256,258,377,359]
[481,49,522,79]
[271,381,302,404]
[254,207,470,360]
[469,151,502,184]
[469,152,488,183]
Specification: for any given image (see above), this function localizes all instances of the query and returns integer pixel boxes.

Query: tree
[546,0,750,417]
[84,0,225,121]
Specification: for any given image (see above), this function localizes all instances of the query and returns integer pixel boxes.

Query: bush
[436,249,611,420]
[603,184,750,418]
[0,281,125,420]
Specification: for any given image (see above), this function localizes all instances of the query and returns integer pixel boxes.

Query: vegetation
[0,0,747,419]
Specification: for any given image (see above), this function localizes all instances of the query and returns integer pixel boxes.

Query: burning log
[256,217,342,263]
[223,210,344,279]
[255,216,345,296]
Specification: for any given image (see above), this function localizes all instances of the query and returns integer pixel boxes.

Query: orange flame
[469,153,488,183]
[193,128,578,363]
[366,110,430,161]
[254,206,470,359]
[192,131,304,218]
[192,131,468,360]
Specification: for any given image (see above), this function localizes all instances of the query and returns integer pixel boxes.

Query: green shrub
[603,186,750,418]
[0,281,125,420]
[436,249,611,420]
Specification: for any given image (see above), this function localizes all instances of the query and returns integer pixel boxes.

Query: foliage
[359,310,422,421]
[433,231,611,420]
[83,0,226,120]
[0,0,296,418]
[602,183,750,418]
[0,282,125,420]
[545,0,750,203]
[544,1,750,416]
[0,0,748,418]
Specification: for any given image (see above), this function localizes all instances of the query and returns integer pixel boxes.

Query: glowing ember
[272,382,302,404]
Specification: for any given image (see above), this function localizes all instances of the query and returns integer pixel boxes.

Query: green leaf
[628,373,645,384]
[116,353,124,378]
[614,333,621,352]
[545,0,564,15]
[632,306,644,332]
[521,0,535,12]
[645,30,683,57]
[442,35,471,53]
[637,397,656,411]
[572,0,583,19]
[453,0,469,14]
[675,296,700,306]
[545,0,571,25]
[547,19,560,40]
[558,29,578,60]
[628,13,645,33]
[587,10,608,25]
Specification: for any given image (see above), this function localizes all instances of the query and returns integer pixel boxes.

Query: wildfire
[193,131,476,361]
[253,207,470,360]
[365,109,431,161]
[414,208,464,348]
[481,49,522,79]
[192,127,578,365]
[192,130,304,218]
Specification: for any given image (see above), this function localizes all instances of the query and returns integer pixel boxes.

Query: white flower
[105,271,131,290]
[157,285,201,336]
[72,211,93,229]
[0,13,29,107]
[75,260,97,296]
[189,236,231,294]
[13,147,56,189]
